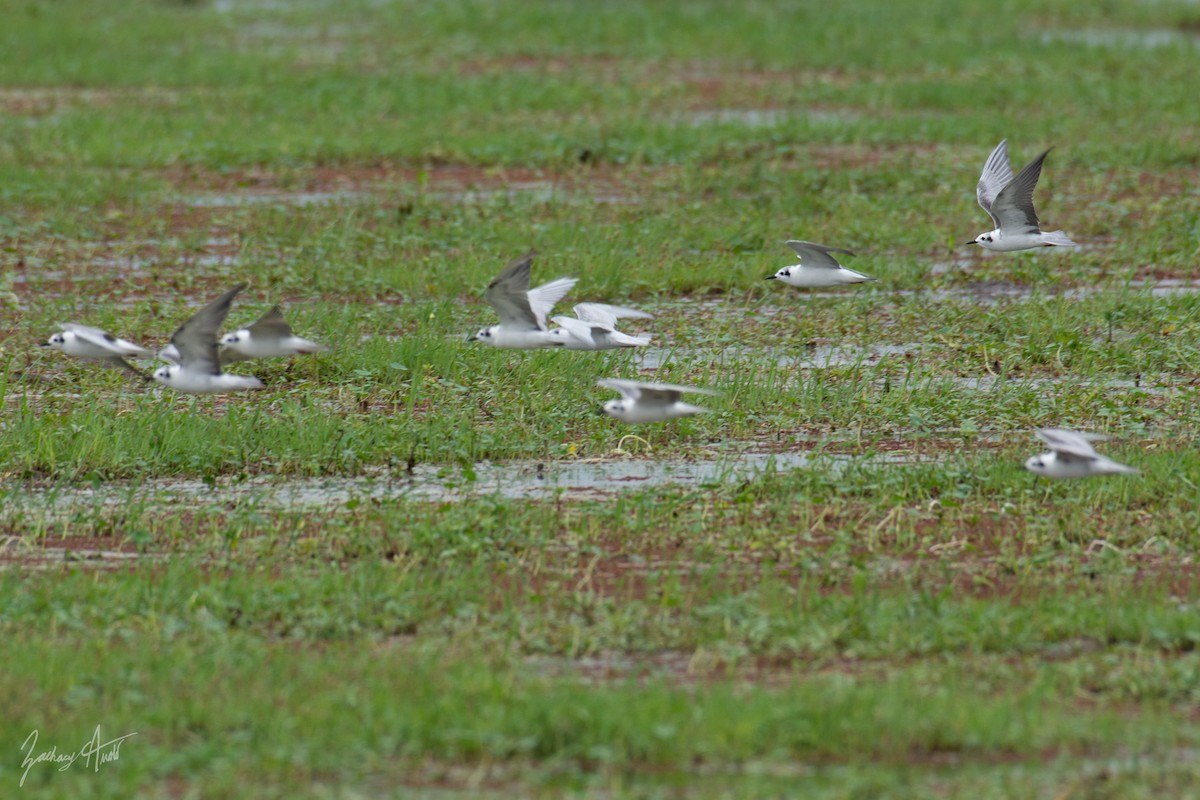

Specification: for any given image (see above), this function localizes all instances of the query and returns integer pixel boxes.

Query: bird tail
[677,402,711,416]
[1101,458,1139,475]
[1042,230,1078,247]
[611,331,653,347]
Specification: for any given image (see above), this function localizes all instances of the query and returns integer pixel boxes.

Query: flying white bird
[550,303,653,350]
[158,306,328,365]
[219,305,330,363]
[765,241,875,288]
[468,252,577,349]
[964,140,1077,251]
[152,285,265,394]
[1024,428,1138,479]
[41,323,152,379]
[597,378,717,423]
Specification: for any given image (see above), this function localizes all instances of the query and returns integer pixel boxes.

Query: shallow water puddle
[182,190,370,208]
[0,542,147,572]
[0,450,920,518]
[900,280,1200,305]
[178,183,636,208]
[1041,28,1200,48]
[946,374,1175,396]
[635,342,926,370]
[684,108,859,128]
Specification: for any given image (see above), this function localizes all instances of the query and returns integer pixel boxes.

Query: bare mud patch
[0,534,146,571]
[165,163,651,208]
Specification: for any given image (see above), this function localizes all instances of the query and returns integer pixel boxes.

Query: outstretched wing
[785,240,856,269]
[1036,428,1100,460]
[484,251,539,329]
[573,303,653,326]
[976,139,1014,226]
[169,284,245,375]
[598,378,717,404]
[245,306,294,338]
[989,147,1051,235]
[525,277,577,330]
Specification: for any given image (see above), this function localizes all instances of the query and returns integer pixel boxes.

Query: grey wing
[598,378,679,406]
[633,385,684,406]
[245,306,294,338]
[61,323,127,354]
[169,284,246,374]
[61,323,116,345]
[976,139,1014,225]
[598,378,716,401]
[597,378,648,401]
[635,380,719,398]
[573,303,653,325]
[785,240,856,269]
[1036,428,1099,459]
[989,147,1051,234]
[484,251,539,330]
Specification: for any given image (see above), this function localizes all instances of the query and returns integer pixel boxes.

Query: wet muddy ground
[0,448,926,519]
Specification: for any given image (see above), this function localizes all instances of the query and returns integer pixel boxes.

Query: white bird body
[475,326,564,349]
[598,378,716,423]
[219,306,331,362]
[1024,428,1137,479]
[968,140,1078,252]
[45,325,150,360]
[766,241,875,288]
[550,302,653,350]
[469,252,577,349]
[223,331,326,359]
[152,285,265,394]
[42,324,151,378]
[152,368,264,394]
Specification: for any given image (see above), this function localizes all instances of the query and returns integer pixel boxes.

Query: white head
[152,364,177,385]
[1024,453,1051,475]
[43,331,70,351]
[468,326,498,344]
[965,232,996,247]
[220,329,251,347]
[601,399,628,420]
[765,268,791,282]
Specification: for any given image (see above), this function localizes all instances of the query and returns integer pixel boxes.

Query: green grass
[4,0,1200,796]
